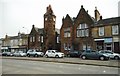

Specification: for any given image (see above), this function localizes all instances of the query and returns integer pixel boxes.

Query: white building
[1,33,28,52]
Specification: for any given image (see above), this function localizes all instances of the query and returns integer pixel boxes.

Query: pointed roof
[61,14,74,28]
[34,27,44,34]
[44,4,55,16]
[29,25,44,35]
[30,24,59,35]
[65,14,73,22]
[75,5,95,24]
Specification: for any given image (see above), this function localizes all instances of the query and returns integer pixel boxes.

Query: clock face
[53,17,55,21]
[45,18,47,21]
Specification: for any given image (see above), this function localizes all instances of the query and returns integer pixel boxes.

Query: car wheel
[114,56,119,60]
[100,56,105,60]
[34,54,38,57]
[27,54,30,57]
[81,55,86,59]
[67,54,70,57]
[45,55,48,58]
[55,55,59,58]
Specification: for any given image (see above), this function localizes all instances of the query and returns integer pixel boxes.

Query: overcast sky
[0,0,120,38]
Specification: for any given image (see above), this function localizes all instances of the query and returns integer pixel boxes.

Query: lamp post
[22,27,29,34]
[22,26,29,51]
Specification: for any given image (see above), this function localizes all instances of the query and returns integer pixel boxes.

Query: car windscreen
[36,50,41,52]
[55,50,59,52]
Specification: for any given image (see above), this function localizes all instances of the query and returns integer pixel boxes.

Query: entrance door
[96,41,104,51]
[114,42,120,53]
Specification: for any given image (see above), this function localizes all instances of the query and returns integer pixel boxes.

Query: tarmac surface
[1,56,120,68]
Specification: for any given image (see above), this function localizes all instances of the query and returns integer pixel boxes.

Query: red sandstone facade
[60,5,120,54]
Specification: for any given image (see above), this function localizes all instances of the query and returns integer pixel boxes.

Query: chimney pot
[87,10,88,13]
[32,24,35,27]
[100,16,102,20]
[95,7,97,10]
[81,5,83,8]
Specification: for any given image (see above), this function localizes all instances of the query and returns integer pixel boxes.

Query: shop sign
[10,46,19,48]
[104,38,112,43]
[94,39,104,41]
[1,47,8,49]
[113,37,119,42]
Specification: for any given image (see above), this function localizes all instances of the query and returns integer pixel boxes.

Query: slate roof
[34,27,44,34]
[95,17,120,26]
[34,27,60,34]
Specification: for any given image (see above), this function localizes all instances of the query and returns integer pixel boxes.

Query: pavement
[1,56,120,68]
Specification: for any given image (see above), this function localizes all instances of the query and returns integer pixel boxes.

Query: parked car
[66,50,82,57]
[27,49,44,57]
[0,53,2,56]
[2,51,13,56]
[45,50,64,58]
[13,51,27,57]
[80,50,110,60]
[99,50,120,60]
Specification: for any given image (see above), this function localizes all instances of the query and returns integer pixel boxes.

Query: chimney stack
[100,16,102,20]
[94,7,101,21]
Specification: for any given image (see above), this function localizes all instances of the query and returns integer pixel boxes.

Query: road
[2,59,119,74]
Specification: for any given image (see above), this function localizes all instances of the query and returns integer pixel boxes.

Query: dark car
[66,50,82,57]
[80,50,109,60]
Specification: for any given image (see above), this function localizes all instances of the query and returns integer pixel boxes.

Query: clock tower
[44,5,56,51]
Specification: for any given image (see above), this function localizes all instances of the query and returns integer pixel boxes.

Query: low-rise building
[60,5,120,54]
[28,25,44,51]
[60,5,95,54]
[92,17,120,53]
[1,33,28,52]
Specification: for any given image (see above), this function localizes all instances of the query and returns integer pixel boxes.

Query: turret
[43,5,56,51]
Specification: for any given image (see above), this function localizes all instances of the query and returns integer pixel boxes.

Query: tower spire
[44,5,56,51]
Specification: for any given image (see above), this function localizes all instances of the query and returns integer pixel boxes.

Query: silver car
[99,50,120,60]
[13,51,26,57]
[27,49,44,57]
